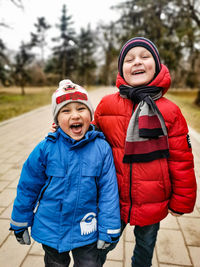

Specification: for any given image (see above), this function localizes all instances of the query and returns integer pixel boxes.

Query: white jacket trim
[107,228,121,234]
[10,219,28,227]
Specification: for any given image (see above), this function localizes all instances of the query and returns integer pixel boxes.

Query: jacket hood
[116,63,171,96]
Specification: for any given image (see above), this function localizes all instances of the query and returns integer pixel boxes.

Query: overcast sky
[0,0,122,51]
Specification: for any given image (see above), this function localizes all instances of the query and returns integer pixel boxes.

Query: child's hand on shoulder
[168,209,182,217]
[50,123,58,133]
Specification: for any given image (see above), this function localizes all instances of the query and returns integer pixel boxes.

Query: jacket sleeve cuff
[99,228,121,243]
[10,219,29,231]
[169,208,184,215]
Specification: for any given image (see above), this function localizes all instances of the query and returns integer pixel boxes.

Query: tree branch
[186,0,200,26]
[10,0,23,9]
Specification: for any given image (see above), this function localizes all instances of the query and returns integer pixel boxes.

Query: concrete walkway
[0,87,199,267]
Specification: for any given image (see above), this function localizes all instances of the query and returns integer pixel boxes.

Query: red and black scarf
[117,64,171,163]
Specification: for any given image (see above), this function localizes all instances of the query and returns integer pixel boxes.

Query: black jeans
[99,220,160,267]
[43,242,101,267]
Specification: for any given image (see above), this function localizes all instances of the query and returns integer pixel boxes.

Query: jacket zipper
[95,177,99,204]
[128,164,133,222]
[127,103,136,223]
[33,176,53,213]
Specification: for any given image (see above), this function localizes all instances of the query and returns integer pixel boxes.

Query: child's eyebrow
[61,107,70,111]
[142,51,151,55]
[143,50,151,53]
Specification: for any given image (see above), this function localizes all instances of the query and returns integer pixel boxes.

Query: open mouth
[133,70,145,75]
[70,123,82,128]
[70,123,83,134]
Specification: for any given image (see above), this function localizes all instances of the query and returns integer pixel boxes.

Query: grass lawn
[0,86,55,122]
[166,89,200,133]
[0,85,95,122]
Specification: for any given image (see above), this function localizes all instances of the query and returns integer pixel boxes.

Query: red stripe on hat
[125,136,168,155]
[139,115,161,129]
[56,92,88,104]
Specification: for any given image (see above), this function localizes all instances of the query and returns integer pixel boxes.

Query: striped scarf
[119,84,169,163]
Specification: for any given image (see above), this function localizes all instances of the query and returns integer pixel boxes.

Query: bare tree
[12,42,34,95]
[0,0,23,27]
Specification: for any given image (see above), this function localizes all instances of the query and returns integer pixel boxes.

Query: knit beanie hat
[118,37,161,79]
[52,79,94,124]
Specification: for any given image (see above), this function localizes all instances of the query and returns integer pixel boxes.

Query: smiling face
[57,102,91,141]
[122,46,156,87]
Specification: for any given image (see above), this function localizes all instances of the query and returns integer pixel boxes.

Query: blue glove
[97,240,111,249]
[14,228,31,245]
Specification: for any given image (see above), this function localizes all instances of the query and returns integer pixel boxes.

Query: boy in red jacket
[94,37,197,267]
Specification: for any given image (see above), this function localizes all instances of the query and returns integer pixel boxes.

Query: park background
[0,1,200,267]
[0,0,200,132]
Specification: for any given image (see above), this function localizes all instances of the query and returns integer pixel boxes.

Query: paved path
[0,87,200,267]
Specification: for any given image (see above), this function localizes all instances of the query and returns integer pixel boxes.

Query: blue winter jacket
[10,126,121,252]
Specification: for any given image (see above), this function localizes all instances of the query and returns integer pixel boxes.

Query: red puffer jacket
[94,64,197,226]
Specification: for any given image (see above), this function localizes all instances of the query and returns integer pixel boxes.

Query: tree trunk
[194,89,200,106]
[21,84,25,95]
[62,52,66,79]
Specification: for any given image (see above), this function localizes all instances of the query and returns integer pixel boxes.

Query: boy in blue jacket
[10,79,121,267]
